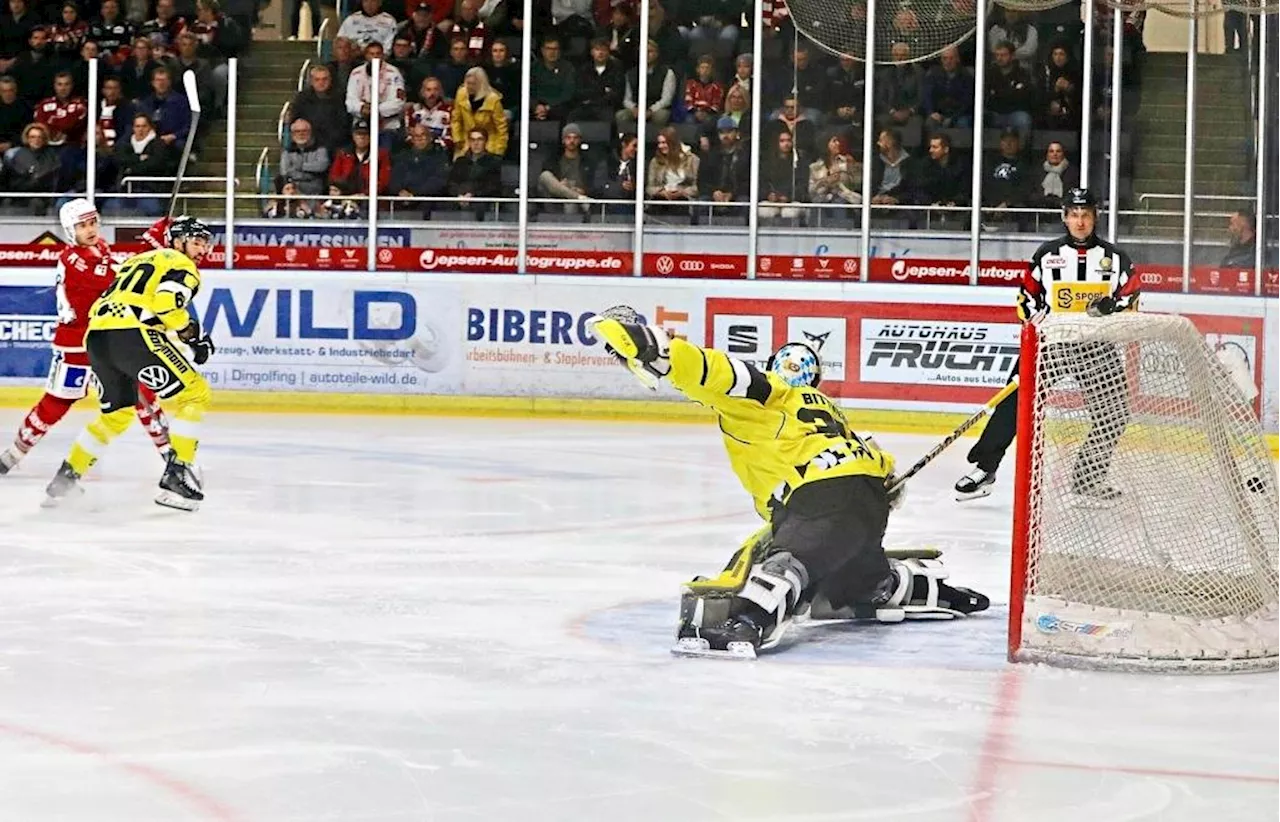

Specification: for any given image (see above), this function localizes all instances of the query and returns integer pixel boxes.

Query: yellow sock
[67,408,136,475]
[167,377,211,464]
[168,408,203,464]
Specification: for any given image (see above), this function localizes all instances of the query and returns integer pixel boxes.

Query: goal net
[1009,313,1278,672]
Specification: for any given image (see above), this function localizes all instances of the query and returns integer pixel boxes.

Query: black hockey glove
[1086,295,1119,317]
[190,334,215,365]
[177,320,215,365]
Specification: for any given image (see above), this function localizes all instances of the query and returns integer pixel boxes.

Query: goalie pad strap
[739,552,808,618]
[884,557,962,620]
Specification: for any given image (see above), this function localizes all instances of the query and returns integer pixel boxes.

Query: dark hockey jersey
[1018,233,1140,320]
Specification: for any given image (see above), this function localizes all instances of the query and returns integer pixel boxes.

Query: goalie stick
[166,70,203,220]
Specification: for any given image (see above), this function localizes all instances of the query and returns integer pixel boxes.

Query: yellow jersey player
[45,216,216,512]
[590,307,988,659]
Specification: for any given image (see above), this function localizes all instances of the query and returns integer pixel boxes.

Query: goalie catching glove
[588,307,671,386]
[177,320,215,365]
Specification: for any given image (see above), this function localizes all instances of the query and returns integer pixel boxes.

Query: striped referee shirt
[1018,233,1141,321]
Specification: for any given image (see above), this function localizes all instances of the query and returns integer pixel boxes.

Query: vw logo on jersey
[137,365,171,391]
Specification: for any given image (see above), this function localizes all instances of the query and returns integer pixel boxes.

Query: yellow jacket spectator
[450,67,507,159]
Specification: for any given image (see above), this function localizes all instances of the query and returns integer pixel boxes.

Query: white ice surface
[0,412,1274,822]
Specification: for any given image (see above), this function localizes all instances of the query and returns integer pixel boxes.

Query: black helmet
[1063,187,1098,214]
[167,215,213,245]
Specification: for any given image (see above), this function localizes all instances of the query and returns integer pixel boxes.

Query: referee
[954,188,1141,501]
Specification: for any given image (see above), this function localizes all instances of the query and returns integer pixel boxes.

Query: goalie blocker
[590,310,989,660]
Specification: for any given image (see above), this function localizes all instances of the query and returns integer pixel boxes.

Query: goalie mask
[767,342,821,388]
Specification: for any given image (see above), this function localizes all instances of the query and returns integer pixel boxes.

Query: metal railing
[12,16,1275,294]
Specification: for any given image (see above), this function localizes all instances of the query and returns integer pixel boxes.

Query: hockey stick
[888,377,1020,495]
[166,70,203,220]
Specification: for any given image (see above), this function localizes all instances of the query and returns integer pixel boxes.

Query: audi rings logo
[378,248,393,264]
[891,259,909,281]
[655,255,675,275]
[679,259,705,272]
[1139,272,1164,286]
[137,365,171,391]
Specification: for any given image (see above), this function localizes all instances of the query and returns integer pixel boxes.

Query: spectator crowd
[271,0,1145,225]
[0,0,1147,225]
[0,0,246,214]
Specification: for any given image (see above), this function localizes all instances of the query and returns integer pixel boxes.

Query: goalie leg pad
[883,558,990,619]
[806,552,989,622]
[678,552,809,653]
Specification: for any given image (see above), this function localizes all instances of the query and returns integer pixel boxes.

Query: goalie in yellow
[45,217,216,512]
[590,307,988,659]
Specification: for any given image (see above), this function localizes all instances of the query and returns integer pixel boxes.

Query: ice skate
[673,611,765,660]
[0,446,21,476]
[954,467,996,501]
[155,452,204,512]
[42,460,83,506]
[1070,480,1123,508]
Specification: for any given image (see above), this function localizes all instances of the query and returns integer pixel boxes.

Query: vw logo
[137,365,171,390]
[655,255,675,275]
[378,248,393,263]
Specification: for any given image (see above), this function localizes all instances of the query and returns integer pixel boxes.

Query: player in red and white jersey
[0,201,172,475]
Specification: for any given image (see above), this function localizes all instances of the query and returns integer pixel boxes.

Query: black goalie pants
[769,475,892,611]
[966,341,1131,486]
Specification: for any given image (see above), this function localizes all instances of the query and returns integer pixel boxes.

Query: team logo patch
[1043,256,1066,268]
[137,365,171,391]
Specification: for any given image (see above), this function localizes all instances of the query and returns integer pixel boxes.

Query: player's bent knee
[172,375,212,416]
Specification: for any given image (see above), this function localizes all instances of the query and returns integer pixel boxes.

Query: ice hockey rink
[0,411,1274,822]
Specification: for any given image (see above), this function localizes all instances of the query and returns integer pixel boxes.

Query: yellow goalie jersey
[667,338,895,520]
[88,248,201,334]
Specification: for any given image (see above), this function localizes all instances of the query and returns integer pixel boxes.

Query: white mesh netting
[787,0,979,63]
[1015,313,1279,672]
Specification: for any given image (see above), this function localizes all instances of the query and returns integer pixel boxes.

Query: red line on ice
[0,720,242,821]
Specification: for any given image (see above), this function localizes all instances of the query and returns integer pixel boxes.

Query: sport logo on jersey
[137,364,172,391]
[1053,282,1110,313]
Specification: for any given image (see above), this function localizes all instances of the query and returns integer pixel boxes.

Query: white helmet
[59,198,99,241]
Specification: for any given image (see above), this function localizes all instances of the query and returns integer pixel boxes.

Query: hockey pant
[67,328,210,476]
[770,474,894,612]
[9,346,169,458]
[966,342,1131,485]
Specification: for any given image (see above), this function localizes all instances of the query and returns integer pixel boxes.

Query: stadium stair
[1131,51,1256,237]
[183,39,317,218]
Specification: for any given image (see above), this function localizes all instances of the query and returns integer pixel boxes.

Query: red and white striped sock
[134,396,171,455]
[11,393,75,457]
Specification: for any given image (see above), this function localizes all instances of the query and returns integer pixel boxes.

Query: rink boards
[0,269,1276,437]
